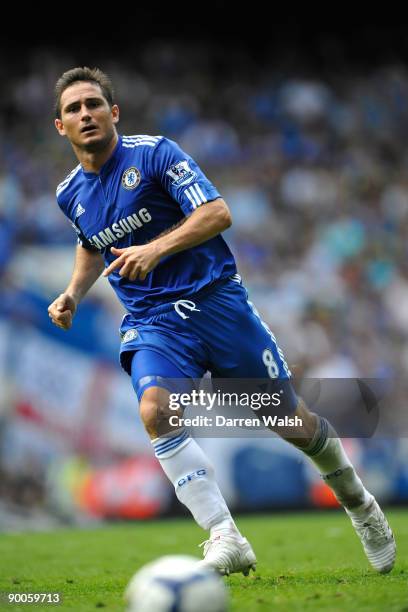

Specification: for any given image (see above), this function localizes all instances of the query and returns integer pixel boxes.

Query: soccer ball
[125,555,229,612]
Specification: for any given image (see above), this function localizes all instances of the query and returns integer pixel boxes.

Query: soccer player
[48,67,396,576]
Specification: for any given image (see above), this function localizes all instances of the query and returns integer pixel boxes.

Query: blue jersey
[56,135,237,317]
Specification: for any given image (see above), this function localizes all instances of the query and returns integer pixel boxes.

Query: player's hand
[103,244,161,281]
[47,293,77,330]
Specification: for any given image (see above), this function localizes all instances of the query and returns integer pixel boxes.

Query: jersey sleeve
[150,138,221,215]
[56,185,99,252]
[70,219,99,251]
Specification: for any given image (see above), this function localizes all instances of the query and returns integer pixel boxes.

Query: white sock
[152,428,240,534]
[301,416,372,509]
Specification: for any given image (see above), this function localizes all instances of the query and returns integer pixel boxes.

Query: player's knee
[139,398,158,436]
[139,386,175,439]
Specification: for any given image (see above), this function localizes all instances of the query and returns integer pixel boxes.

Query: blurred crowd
[2,41,408,381]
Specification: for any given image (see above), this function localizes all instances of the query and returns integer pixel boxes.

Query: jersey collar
[82,135,123,179]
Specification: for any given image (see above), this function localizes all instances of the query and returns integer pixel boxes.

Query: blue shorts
[119,276,296,408]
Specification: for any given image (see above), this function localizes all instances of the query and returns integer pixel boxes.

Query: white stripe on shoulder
[56,164,81,197]
[185,183,207,208]
[122,134,161,139]
[122,142,157,148]
[193,183,207,204]
[184,188,197,209]
[186,185,201,207]
[122,138,158,144]
[191,185,203,207]
[122,135,162,143]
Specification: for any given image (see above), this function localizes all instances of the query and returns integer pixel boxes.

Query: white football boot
[346,496,396,573]
[198,532,257,576]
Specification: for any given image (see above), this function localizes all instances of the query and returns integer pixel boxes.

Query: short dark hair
[54,67,114,118]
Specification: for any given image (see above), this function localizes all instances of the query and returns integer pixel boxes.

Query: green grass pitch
[0,510,407,611]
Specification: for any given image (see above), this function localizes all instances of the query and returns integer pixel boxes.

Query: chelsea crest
[122,167,141,190]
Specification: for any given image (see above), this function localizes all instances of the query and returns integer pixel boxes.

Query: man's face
[55,81,119,152]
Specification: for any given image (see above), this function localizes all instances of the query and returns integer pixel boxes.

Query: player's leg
[254,389,372,510]
[257,356,396,574]
[131,349,256,576]
[133,349,234,531]
[281,398,395,573]
[199,279,395,573]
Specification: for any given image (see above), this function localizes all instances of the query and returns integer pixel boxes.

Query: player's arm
[103,198,231,281]
[151,197,231,255]
[48,244,104,330]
